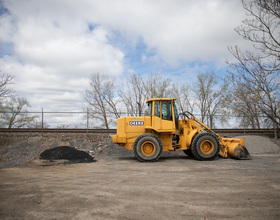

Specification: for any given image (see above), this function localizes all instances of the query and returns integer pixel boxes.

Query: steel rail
[0,128,116,133]
[0,128,278,134]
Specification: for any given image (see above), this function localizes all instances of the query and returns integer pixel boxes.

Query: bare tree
[27,120,49,129]
[192,72,231,128]
[57,124,72,129]
[119,72,174,116]
[228,47,280,130]
[192,73,215,124]
[235,0,280,60]
[230,82,262,129]
[0,97,37,128]
[118,73,147,116]
[84,73,120,129]
[228,0,280,137]
[171,83,193,114]
[0,71,14,105]
[144,73,172,99]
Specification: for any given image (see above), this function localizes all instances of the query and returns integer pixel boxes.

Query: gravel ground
[0,154,279,219]
[0,134,279,219]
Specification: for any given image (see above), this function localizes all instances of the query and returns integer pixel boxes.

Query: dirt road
[0,154,280,220]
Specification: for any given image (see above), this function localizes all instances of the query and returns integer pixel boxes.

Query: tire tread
[191,132,220,161]
[133,133,163,162]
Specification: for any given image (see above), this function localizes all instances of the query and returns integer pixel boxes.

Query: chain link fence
[0,109,276,130]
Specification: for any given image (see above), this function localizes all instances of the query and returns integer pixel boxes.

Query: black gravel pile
[40,146,95,163]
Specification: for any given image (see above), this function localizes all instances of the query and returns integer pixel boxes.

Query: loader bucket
[221,138,251,160]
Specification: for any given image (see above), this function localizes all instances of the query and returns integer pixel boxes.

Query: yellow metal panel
[117,117,126,137]
[161,119,175,133]
[112,136,126,143]
[146,98,177,103]
[159,133,173,151]
[152,115,162,131]
[114,116,153,150]
[186,130,198,147]
[112,135,118,143]
[125,117,146,133]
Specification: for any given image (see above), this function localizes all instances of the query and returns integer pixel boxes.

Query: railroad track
[0,128,278,136]
[0,128,116,134]
[213,129,279,134]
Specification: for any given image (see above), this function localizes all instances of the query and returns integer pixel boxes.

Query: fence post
[87,108,89,135]
[243,114,246,134]
[41,108,44,137]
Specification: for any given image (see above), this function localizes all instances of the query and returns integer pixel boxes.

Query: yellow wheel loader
[112,98,251,162]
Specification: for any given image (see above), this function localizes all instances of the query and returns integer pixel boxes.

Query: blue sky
[0,0,249,115]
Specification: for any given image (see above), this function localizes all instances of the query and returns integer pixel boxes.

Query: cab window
[155,101,160,117]
[162,100,172,121]
[174,100,179,129]
[148,102,153,116]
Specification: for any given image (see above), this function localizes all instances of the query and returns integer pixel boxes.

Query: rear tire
[133,133,163,162]
[191,133,220,161]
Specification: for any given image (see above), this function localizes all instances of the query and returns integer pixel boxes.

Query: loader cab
[147,98,179,133]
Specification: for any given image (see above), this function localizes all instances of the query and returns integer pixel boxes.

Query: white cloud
[0,13,15,42]
[72,0,247,64]
[0,0,249,120]
[0,0,125,113]
[2,0,247,63]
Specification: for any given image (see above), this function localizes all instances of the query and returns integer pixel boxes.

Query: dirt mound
[0,137,100,168]
[236,135,280,154]
[40,146,95,163]
[0,134,279,168]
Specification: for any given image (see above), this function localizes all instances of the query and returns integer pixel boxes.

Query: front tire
[133,133,163,162]
[191,133,220,161]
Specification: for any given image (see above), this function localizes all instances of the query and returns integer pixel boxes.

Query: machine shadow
[116,155,192,162]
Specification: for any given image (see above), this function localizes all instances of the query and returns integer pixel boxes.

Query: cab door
[152,100,162,131]
[160,100,175,132]
[152,100,176,133]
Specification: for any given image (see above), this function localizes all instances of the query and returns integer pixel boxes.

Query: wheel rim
[141,141,156,156]
[200,140,214,154]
